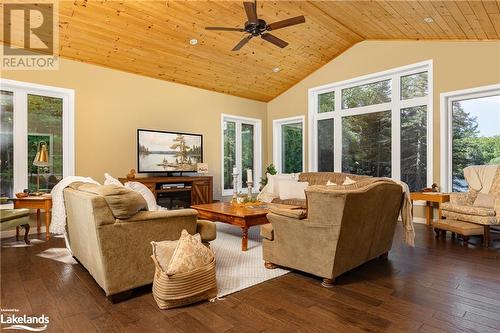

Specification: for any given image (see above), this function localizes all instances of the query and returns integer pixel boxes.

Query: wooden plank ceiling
[16,1,500,101]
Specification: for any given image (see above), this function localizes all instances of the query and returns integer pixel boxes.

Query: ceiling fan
[205,1,306,51]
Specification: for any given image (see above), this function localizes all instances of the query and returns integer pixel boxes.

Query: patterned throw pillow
[166,230,214,276]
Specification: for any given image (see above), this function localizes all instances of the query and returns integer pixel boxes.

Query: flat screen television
[137,129,203,173]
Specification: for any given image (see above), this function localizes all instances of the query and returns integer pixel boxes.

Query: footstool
[0,209,31,244]
[432,219,483,245]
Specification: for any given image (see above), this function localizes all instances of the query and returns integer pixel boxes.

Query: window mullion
[13,89,28,194]
[391,74,401,180]
[235,121,242,191]
[333,90,342,172]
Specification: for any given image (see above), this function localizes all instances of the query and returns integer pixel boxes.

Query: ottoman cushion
[432,219,484,236]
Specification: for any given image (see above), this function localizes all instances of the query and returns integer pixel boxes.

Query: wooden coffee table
[191,202,299,251]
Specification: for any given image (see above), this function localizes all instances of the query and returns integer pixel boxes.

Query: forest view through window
[451,94,500,191]
[311,62,431,191]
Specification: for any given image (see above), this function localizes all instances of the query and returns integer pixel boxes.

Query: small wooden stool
[432,219,483,245]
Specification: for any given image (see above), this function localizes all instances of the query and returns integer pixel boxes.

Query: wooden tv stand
[119,176,212,207]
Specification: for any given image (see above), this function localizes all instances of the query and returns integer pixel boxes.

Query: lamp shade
[33,142,50,167]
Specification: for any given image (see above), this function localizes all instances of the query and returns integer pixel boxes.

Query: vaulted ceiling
[17,1,500,101]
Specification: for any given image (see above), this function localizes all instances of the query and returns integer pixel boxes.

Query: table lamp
[33,141,50,195]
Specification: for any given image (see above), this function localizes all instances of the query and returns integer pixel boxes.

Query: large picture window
[441,84,500,192]
[309,61,432,191]
[221,114,261,196]
[0,80,74,199]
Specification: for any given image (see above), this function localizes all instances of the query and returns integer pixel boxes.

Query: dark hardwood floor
[1,224,499,333]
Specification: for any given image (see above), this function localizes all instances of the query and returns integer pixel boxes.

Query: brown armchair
[261,180,404,287]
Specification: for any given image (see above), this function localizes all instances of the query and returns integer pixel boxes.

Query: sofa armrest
[196,220,216,242]
[268,207,307,220]
[118,208,198,223]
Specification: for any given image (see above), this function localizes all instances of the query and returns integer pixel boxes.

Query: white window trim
[0,78,75,194]
[273,115,305,173]
[220,114,262,196]
[440,83,500,192]
[308,60,433,187]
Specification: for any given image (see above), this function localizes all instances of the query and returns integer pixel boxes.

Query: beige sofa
[262,178,404,287]
[63,183,216,300]
[270,172,369,207]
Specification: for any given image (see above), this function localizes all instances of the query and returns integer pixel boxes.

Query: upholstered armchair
[441,165,500,245]
[261,179,404,287]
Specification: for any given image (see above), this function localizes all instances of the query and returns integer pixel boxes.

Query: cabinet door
[191,180,211,205]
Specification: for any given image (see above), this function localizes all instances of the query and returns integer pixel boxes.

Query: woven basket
[151,255,217,309]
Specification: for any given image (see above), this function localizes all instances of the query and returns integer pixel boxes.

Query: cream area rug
[211,222,289,297]
[3,224,288,298]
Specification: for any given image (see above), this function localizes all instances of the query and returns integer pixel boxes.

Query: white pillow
[342,176,357,185]
[256,182,278,203]
[326,180,337,186]
[278,181,309,200]
[104,173,123,186]
[124,181,158,211]
[268,173,299,194]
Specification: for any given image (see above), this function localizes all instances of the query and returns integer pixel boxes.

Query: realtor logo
[1,0,59,70]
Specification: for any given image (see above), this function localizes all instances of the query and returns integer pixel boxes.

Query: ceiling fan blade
[261,33,288,48]
[232,35,253,51]
[243,1,258,24]
[205,27,245,32]
[267,15,305,31]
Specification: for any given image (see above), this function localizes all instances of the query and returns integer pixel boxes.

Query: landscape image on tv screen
[138,129,202,172]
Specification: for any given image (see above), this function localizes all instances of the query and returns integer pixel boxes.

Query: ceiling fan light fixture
[423,17,434,23]
[189,38,198,45]
[272,67,281,73]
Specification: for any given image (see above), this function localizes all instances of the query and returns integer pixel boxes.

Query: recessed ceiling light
[272,67,281,73]
[189,38,198,45]
[423,17,434,23]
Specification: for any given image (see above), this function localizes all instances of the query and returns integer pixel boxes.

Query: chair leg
[462,236,469,245]
[264,261,277,269]
[321,278,335,288]
[451,232,456,240]
[16,226,20,242]
[434,228,440,238]
[483,226,491,247]
[379,252,388,260]
[22,224,30,244]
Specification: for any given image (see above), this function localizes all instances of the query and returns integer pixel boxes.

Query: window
[441,84,500,192]
[0,79,74,198]
[309,61,432,191]
[221,114,261,196]
[273,116,304,174]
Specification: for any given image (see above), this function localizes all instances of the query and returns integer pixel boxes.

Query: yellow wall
[267,40,500,183]
[2,58,267,199]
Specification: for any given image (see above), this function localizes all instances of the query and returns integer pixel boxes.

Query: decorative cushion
[166,230,214,276]
[104,173,123,186]
[75,183,147,219]
[326,180,337,186]
[473,193,495,209]
[151,240,178,271]
[278,181,309,200]
[342,176,357,185]
[267,173,299,195]
[125,181,158,211]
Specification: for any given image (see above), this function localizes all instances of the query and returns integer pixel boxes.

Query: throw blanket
[50,176,100,234]
[464,165,499,194]
[386,179,415,247]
